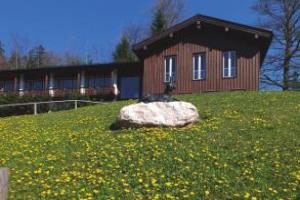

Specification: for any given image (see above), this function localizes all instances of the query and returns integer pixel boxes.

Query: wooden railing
[0,100,104,115]
[85,87,113,96]
[53,88,80,96]
[0,168,9,200]
[0,87,113,97]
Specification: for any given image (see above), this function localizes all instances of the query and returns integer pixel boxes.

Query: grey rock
[117,101,199,128]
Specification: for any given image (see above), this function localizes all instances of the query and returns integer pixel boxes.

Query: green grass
[0,92,299,199]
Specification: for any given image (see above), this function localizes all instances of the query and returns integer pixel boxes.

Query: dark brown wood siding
[142,26,261,95]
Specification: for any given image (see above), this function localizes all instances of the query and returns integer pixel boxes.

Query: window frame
[223,50,237,79]
[164,55,177,83]
[193,52,207,81]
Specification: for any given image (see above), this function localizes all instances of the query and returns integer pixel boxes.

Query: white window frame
[223,51,237,78]
[193,53,206,80]
[164,56,176,82]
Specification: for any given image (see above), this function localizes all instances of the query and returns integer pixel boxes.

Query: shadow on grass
[109,122,121,132]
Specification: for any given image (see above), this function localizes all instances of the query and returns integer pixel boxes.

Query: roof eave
[133,14,273,53]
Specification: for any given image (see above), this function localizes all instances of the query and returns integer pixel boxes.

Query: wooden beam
[0,168,9,200]
[196,20,201,29]
[44,74,49,92]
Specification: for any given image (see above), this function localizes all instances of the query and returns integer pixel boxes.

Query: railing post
[0,168,9,200]
[33,103,37,115]
[74,100,78,110]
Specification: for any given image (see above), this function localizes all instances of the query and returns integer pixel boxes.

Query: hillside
[0,92,299,199]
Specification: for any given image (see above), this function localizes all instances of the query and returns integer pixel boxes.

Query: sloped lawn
[0,92,299,199]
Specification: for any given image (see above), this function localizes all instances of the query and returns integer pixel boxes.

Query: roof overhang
[0,62,142,74]
[133,14,273,64]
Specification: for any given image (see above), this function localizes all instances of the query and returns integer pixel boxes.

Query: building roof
[133,14,273,63]
[0,62,142,73]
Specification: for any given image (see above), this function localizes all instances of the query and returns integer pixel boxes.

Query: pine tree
[0,41,6,68]
[151,9,167,35]
[113,36,137,63]
[36,45,45,67]
[0,41,5,58]
[26,44,46,68]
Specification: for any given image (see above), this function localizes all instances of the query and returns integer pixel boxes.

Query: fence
[0,168,8,200]
[0,100,103,116]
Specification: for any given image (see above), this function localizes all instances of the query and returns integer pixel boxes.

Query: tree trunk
[283,60,289,91]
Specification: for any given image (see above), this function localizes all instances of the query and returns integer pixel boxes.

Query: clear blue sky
[0,0,257,62]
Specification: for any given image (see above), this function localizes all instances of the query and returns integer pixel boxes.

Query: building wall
[142,27,261,95]
[0,63,143,99]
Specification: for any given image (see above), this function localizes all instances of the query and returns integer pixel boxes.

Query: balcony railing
[0,87,114,97]
[23,90,49,96]
[85,87,113,96]
[53,88,80,96]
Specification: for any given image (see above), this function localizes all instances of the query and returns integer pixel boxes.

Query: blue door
[119,77,141,99]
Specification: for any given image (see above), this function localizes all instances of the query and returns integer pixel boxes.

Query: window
[193,53,206,80]
[54,78,77,89]
[0,80,14,92]
[164,56,176,82]
[85,75,112,88]
[25,80,44,91]
[223,51,237,78]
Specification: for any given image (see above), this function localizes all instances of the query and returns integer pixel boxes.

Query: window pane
[223,51,237,78]
[5,81,14,91]
[165,58,170,82]
[224,68,229,77]
[230,51,237,77]
[194,69,199,80]
[194,55,199,79]
[224,52,229,68]
[165,56,176,82]
[201,54,206,79]
[171,57,176,80]
[193,53,206,80]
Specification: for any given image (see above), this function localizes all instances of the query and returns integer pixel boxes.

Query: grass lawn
[0,92,299,199]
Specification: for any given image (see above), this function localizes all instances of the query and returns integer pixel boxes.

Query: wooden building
[133,14,273,95]
[0,14,273,99]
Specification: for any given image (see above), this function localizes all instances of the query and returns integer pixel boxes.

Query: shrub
[0,93,109,117]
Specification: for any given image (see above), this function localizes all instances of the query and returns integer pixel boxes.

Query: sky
[0,0,257,62]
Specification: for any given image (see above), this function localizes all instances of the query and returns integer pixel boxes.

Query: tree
[26,44,46,68]
[113,36,137,63]
[253,0,300,90]
[151,9,167,35]
[8,34,30,69]
[63,52,84,66]
[150,0,185,35]
[0,41,5,58]
[123,24,148,46]
[0,41,6,68]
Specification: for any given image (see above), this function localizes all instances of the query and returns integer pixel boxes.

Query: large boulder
[117,101,199,128]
